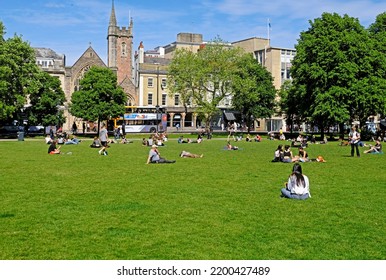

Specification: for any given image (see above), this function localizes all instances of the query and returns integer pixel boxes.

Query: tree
[167,48,199,114]
[368,12,386,119]
[290,13,386,138]
[232,53,276,133]
[167,38,243,128]
[0,21,40,121]
[278,80,301,133]
[70,66,127,133]
[25,71,66,128]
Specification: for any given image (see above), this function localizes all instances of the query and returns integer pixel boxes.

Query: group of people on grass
[47,124,384,201]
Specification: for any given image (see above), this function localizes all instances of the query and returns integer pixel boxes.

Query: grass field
[0,135,385,260]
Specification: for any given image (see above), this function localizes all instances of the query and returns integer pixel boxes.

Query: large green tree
[290,13,386,137]
[368,12,386,119]
[25,71,66,128]
[232,53,276,133]
[70,66,127,132]
[167,48,198,114]
[0,22,40,121]
[168,38,243,127]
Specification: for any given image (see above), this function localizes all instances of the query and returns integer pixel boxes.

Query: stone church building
[35,1,136,132]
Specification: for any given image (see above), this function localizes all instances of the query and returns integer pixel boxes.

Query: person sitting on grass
[146,145,176,164]
[120,135,133,144]
[295,146,309,162]
[272,144,283,162]
[281,163,311,200]
[364,139,382,154]
[90,137,101,148]
[180,151,203,158]
[254,134,262,142]
[48,140,61,154]
[282,145,296,163]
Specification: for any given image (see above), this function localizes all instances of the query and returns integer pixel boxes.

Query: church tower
[107,0,134,84]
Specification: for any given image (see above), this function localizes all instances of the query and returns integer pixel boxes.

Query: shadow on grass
[0,213,15,218]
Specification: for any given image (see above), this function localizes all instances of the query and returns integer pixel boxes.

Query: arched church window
[74,65,91,92]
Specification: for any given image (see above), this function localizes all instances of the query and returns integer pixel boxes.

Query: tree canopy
[25,71,66,127]
[288,12,386,136]
[168,38,244,127]
[70,66,127,127]
[168,38,277,129]
[232,53,276,132]
[0,22,41,121]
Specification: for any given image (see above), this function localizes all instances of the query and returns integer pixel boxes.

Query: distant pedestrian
[121,122,126,137]
[72,122,77,134]
[349,126,361,157]
[99,124,109,147]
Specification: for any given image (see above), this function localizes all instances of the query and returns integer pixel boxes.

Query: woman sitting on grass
[272,144,283,162]
[48,140,61,155]
[364,139,382,154]
[282,145,295,163]
[281,163,311,200]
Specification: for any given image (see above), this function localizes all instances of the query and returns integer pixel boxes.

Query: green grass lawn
[0,135,385,260]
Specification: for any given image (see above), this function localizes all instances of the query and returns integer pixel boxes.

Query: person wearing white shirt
[281,163,311,200]
[349,126,361,157]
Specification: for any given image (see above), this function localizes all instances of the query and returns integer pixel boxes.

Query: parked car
[0,125,24,138]
[27,125,45,134]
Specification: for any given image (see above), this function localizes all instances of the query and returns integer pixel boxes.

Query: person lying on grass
[226,141,239,150]
[180,151,203,158]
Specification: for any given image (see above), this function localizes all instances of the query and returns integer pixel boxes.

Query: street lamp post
[156,65,160,132]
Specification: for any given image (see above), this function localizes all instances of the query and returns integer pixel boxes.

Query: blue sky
[1,0,385,66]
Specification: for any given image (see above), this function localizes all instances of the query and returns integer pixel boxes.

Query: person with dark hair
[282,145,295,163]
[296,146,309,162]
[48,140,61,155]
[364,139,382,154]
[280,163,311,200]
[272,144,283,162]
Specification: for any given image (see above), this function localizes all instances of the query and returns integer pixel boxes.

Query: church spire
[109,0,117,27]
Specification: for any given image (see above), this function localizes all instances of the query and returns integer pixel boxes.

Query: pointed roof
[109,0,117,26]
[71,46,106,68]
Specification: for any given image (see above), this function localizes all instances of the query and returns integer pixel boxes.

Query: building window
[148,93,153,105]
[121,42,127,56]
[148,78,154,88]
[161,78,167,89]
[162,94,167,106]
[174,94,179,106]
